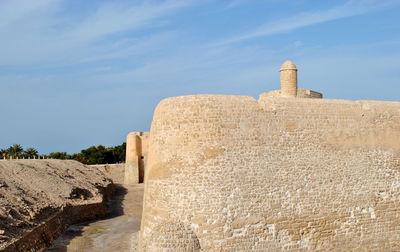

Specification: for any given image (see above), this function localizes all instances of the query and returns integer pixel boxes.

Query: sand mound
[0,159,112,251]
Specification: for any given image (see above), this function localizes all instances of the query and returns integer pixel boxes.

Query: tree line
[1,144,38,159]
[1,143,126,165]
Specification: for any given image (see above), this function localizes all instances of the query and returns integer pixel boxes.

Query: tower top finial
[280,60,297,71]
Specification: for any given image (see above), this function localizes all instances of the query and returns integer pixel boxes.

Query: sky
[1,0,399,154]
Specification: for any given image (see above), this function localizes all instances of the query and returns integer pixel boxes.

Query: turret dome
[280,60,297,71]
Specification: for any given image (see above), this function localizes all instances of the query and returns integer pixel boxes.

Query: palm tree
[24,147,38,158]
[7,144,24,158]
[0,148,6,159]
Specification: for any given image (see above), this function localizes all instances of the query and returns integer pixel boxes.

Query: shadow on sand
[45,184,128,252]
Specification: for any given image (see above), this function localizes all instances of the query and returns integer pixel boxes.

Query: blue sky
[1,0,399,154]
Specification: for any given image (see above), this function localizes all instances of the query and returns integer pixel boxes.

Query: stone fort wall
[125,132,149,184]
[261,89,323,99]
[138,94,400,251]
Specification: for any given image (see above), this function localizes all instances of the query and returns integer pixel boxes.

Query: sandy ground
[45,183,144,252]
[0,160,112,250]
[0,160,142,251]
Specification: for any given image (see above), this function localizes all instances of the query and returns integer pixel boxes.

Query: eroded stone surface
[139,94,400,251]
[125,132,149,185]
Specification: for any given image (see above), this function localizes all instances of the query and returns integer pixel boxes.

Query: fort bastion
[131,60,400,251]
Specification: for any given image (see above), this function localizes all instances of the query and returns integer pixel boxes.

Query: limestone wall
[139,95,400,251]
[125,132,149,184]
[261,89,323,99]
[280,60,298,97]
[125,132,139,185]
[280,69,297,97]
[296,89,323,98]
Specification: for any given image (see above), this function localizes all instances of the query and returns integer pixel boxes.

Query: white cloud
[216,0,400,45]
[0,0,194,66]
[61,1,193,44]
[0,0,58,28]
[77,30,181,64]
[294,41,302,48]
[226,0,246,9]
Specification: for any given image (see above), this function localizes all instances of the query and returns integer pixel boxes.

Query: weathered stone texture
[125,132,149,184]
[261,89,323,99]
[280,60,298,97]
[265,60,322,99]
[139,94,400,251]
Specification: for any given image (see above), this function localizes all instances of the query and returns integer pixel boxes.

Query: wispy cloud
[0,0,58,28]
[216,0,400,45]
[226,0,246,9]
[226,0,280,9]
[0,0,194,66]
[77,31,181,64]
[62,0,193,44]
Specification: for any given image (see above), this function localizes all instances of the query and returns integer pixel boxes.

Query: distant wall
[139,95,400,251]
[125,132,149,184]
[261,89,322,99]
[90,164,125,184]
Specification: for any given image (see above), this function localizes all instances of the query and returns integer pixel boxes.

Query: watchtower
[280,60,297,97]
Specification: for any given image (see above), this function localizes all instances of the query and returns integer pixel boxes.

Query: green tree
[0,148,6,158]
[24,147,38,158]
[49,152,69,160]
[7,144,24,158]
[71,153,85,163]
[81,145,108,164]
[45,142,127,165]
[111,142,126,163]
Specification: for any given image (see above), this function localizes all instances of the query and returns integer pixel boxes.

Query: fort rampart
[138,94,400,251]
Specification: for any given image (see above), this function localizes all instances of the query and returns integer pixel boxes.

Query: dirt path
[45,184,144,252]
